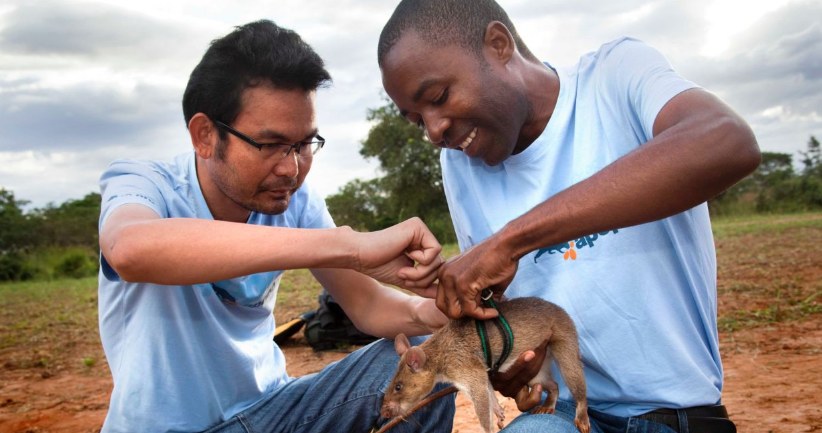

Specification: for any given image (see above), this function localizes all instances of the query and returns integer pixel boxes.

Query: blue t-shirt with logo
[97,151,334,432]
[441,38,722,416]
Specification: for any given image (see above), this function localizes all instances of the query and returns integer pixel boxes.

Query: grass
[0,212,819,372]
[711,211,822,237]
[0,277,98,347]
[0,276,101,374]
[712,212,821,332]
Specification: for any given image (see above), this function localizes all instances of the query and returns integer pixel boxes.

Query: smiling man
[378,1,760,432]
[97,20,454,433]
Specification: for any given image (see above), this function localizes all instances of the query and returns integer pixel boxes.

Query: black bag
[304,290,378,351]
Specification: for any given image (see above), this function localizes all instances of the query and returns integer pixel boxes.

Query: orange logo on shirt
[534,230,620,263]
[563,241,577,260]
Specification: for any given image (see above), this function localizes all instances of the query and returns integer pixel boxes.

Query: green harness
[474,288,514,372]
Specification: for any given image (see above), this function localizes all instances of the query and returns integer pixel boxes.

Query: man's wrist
[494,222,530,262]
[412,298,446,334]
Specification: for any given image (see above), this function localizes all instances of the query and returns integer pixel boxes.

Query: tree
[35,192,101,248]
[753,137,822,212]
[326,179,391,231]
[0,188,38,280]
[800,135,821,177]
[0,188,36,252]
[327,99,455,242]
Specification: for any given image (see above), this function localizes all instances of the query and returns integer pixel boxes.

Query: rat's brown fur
[381,297,590,433]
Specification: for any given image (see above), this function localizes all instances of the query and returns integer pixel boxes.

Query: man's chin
[248,197,290,215]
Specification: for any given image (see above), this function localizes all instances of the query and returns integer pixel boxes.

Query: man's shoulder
[102,153,193,187]
[105,152,189,175]
[581,37,658,66]
[99,152,198,218]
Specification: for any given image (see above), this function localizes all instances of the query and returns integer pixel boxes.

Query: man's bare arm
[436,88,761,319]
[100,204,442,288]
[311,268,448,338]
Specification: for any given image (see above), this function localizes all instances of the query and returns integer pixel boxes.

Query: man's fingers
[405,247,441,266]
[490,349,542,397]
[518,349,542,378]
[403,219,442,265]
[457,295,498,320]
[435,284,463,318]
[494,356,531,396]
[515,384,543,412]
[535,338,550,356]
[398,262,439,284]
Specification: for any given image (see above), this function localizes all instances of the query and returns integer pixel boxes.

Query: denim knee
[503,412,582,433]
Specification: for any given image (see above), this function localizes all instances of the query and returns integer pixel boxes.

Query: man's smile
[458,127,477,150]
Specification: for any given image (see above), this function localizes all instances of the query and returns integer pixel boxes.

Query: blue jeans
[502,399,676,433]
[201,338,455,433]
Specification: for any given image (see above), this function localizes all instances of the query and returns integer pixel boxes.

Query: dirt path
[1,319,820,433]
[2,215,820,432]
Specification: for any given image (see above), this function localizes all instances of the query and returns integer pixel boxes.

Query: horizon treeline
[1,104,820,282]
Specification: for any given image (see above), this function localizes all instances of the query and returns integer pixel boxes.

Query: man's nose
[273,151,299,177]
[422,114,450,147]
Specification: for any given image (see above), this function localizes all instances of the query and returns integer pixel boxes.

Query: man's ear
[188,113,219,159]
[483,21,515,64]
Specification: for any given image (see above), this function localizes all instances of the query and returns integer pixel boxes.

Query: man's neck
[515,61,560,153]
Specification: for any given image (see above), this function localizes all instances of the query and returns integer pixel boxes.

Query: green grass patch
[277,269,324,318]
[719,290,822,332]
[0,277,98,351]
[1,212,818,369]
[0,276,103,378]
[712,211,822,238]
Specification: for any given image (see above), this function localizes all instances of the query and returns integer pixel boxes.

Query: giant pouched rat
[380,297,589,433]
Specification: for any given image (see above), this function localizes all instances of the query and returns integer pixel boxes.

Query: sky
[1,0,820,209]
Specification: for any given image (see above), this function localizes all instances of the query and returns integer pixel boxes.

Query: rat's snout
[381,400,399,419]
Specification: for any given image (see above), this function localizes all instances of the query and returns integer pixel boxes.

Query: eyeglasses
[214,120,325,160]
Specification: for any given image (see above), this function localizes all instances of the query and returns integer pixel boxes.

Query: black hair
[182,20,331,129]
[377,0,536,67]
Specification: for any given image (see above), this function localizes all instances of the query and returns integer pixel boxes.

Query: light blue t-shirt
[441,38,722,416]
[97,151,334,432]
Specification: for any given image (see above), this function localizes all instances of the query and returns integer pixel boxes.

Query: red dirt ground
[1,219,820,432]
[2,310,820,433]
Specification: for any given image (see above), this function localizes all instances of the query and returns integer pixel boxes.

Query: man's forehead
[383,30,432,68]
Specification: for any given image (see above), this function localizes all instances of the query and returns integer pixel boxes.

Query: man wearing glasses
[97,20,454,433]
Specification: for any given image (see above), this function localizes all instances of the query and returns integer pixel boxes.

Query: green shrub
[0,252,36,281]
[55,250,98,279]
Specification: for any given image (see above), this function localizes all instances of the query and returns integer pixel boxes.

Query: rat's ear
[394,333,411,356]
[405,346,427,373]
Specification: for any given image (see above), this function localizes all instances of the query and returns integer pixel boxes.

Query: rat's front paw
[493,398,505,429]
[531,405,555,415]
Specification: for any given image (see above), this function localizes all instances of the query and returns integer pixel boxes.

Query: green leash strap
[475,319,493,368]
[474,288,515,372]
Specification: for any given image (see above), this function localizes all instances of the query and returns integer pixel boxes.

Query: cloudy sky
[1,0,820,209]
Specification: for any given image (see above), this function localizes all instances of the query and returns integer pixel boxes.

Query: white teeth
[459,128,477,150]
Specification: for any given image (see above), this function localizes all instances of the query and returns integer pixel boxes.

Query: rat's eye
[394,383,403,392]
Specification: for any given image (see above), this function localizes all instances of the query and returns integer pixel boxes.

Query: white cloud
[0,0,819,208]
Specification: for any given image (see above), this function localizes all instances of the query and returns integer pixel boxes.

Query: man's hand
[355,217,444,295]
[413,298,449,333]
[435,236,518,319]
[489,339,550,412]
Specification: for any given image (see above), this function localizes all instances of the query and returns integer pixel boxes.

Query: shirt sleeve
[98,159,167,230]
[596,38,699,140]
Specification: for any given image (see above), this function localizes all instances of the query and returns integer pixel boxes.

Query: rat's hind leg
[552,335,590,433]
[528,352,559,414]
[488,383,505,429]
[531,378,558,415]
